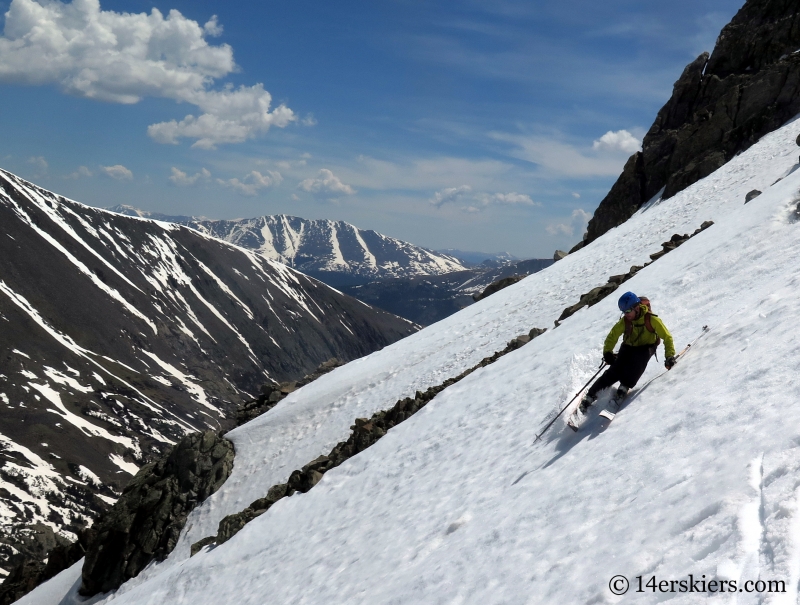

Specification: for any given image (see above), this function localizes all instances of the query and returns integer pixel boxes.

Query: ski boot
[610,385,629,411]
[578,393,597,414]
[568,393,597,432]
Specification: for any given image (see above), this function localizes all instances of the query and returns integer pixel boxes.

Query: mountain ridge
[107,206,468,283]
[0,169,415,576]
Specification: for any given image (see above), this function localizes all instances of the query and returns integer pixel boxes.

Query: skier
[578,291,676,414]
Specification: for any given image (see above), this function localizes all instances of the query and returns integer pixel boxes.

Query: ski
[598,390,628,425]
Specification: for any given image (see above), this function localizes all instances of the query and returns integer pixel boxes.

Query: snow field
[23,118,800,604]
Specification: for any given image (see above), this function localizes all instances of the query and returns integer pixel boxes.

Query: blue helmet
[618,291,640,313]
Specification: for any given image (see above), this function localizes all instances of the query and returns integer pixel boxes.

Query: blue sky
[0,0,744,258]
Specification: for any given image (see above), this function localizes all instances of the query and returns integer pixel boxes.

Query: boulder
[472,275,525,302]
[79,431,234,596]
[745,189,762,202]
[553,250,568,261]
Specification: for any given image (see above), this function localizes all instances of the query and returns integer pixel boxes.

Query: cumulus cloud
[27,156,47,176]
[431,186,538,211]
[546,208,592,236]
[299,169,356,197]
[479,192,537,206]
[0,0,294,147]
[169,167,211,186]
[217,170,282,196]
[101,164,133,180]
[429,185,472,207]
[147,85,296,149]
[67,165,92,179]
[592,130,642,154]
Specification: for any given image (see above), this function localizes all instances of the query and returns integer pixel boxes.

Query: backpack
[624,296,661,347]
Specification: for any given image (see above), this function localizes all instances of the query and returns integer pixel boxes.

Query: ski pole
[533,360,606,443]
[673,325,709,364]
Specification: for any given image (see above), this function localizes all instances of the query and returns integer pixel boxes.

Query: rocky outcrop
[190,327,549,556]
[472,275,525,302]
[235,358,345,427]
[582,0,800,247]
[79,432,234,596]
[0,525,94,605]
[558,222,713,325]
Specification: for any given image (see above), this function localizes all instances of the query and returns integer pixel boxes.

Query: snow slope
[25,118,800,604]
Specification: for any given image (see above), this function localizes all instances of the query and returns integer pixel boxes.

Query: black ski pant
[587,344,656,398]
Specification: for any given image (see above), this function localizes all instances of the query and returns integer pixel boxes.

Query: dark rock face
[0,525,93,605]
[472,275,525,302]
[79,432,234,596]
[584,0,800,245]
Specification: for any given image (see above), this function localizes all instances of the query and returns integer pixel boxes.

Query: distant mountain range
[0,172,415,572]
[107,206,468,286]
[434,249,520,266]
[341,258,554,325]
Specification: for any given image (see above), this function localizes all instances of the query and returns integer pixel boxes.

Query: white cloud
[27,156,47,175]
[592,130,642,154]
[67,165,92,179]
[571,192,581,199]
[101,164,133,180]
[480,192,537,206]
[430,185,472,207]
[275,158,308,171]
[299,169,356,197]
[169,167,210,186]
[491,132,638,178]
[217,170,282,196]
[147,85,296,149]
[431,186,538,211]
[0,0,294,147]
[546,208,592,236]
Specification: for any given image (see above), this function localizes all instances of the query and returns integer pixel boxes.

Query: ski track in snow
[24,121,800,604]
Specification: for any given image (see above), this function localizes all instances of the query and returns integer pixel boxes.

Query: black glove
[665,356,677,370]
[603,351,617,365]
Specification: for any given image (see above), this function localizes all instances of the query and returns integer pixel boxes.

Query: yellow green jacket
[603,304,675,358]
